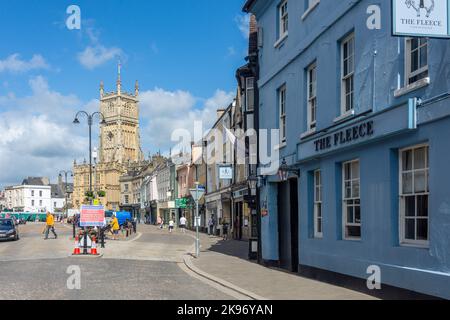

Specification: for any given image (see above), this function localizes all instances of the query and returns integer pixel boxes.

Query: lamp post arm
[75,111,90,121]
[92,112,106,124]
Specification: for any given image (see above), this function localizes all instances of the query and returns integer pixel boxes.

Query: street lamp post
[59,170,73,238]
[73,111,106,254]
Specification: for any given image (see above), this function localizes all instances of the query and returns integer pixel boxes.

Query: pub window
[342,159,361,240]
[314,170,323,238]
[307,62,317,131]
[399,144,429,247]
[278,85,287,144]
[278,0,288,39]
[341,33,355,114]
[406,38,428,86]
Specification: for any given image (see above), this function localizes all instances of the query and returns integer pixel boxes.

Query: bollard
[100,228,105,248]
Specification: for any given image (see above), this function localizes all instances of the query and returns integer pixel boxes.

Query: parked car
[0,218,20,241]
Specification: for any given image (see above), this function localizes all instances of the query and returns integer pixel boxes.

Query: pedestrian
[208,217,214,236]
[179,215,187,233]
[159,217,164,230]
[110,214,120,240]
[168,219,174,233]
[44,212,57,240]
[222,221,229,241]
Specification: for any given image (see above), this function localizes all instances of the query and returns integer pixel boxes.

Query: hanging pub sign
[219,165,233,180]
[392,0,450,38]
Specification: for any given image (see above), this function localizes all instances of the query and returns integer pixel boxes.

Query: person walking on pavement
[179,215,187,233]
[168,219,174,233]
[44,212,57,240]
[222,220,229,241]
[110,214,120,240]
[208,217,214,236]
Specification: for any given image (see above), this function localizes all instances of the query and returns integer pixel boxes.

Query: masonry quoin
[314,121,374,152]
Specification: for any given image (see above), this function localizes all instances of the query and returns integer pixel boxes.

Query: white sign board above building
[392,0,450,38]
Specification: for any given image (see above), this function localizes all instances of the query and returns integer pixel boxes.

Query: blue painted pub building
[244,0,450,298]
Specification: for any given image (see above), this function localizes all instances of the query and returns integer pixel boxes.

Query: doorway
[234,202,243,240]
[277,178,299,272]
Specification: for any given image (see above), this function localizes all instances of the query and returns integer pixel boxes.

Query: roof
[22,177,49,186]
[50,184,65,199]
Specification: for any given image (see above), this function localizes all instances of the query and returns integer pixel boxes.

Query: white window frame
[246,77,255,112]
[302,0,320,20]
[342,159,361,240]
[279,85,287,144]
[314,170,323,238]
[340,33,355,115]
[279,0,288,40]
[405,38,429,86]
[307,62,317,132]
[399,144,430,247]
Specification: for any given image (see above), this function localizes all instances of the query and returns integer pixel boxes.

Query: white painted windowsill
[301,0,320,21]
[274,141,287,151]
[274,33,288,48]
[300,128,317,139]
[400,241,430,249]
[333,109,355,123]
[394,77,430,98]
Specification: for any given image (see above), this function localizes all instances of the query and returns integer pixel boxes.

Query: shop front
[232,186,254,241]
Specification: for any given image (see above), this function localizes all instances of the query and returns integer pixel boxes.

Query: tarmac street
[0,222,377,300]
[0,223,233,300]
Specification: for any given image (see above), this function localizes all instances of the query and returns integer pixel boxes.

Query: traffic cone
[73,236,81,255]
[90,236,98,255]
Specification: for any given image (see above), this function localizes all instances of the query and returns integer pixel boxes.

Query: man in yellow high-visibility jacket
[44,212,58,240]
[110,215,120,240]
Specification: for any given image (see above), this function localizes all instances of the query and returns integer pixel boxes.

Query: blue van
[105,211,133,226]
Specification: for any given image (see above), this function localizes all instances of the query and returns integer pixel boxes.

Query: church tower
[73,62,145,211]
[99,61,144,164]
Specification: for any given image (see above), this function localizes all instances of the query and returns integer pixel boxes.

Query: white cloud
[0,76,93,187]
[204,89,236,110]
[235,14,250,39]
[0,76,235,187]
[0,54,49,73]
[77,45,123,70]
[139,88,235,153]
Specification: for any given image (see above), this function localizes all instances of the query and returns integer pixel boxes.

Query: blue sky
[0,0,250,187]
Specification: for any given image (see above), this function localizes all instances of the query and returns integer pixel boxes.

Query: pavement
[184,230,377,300]
[0,222,385,300]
